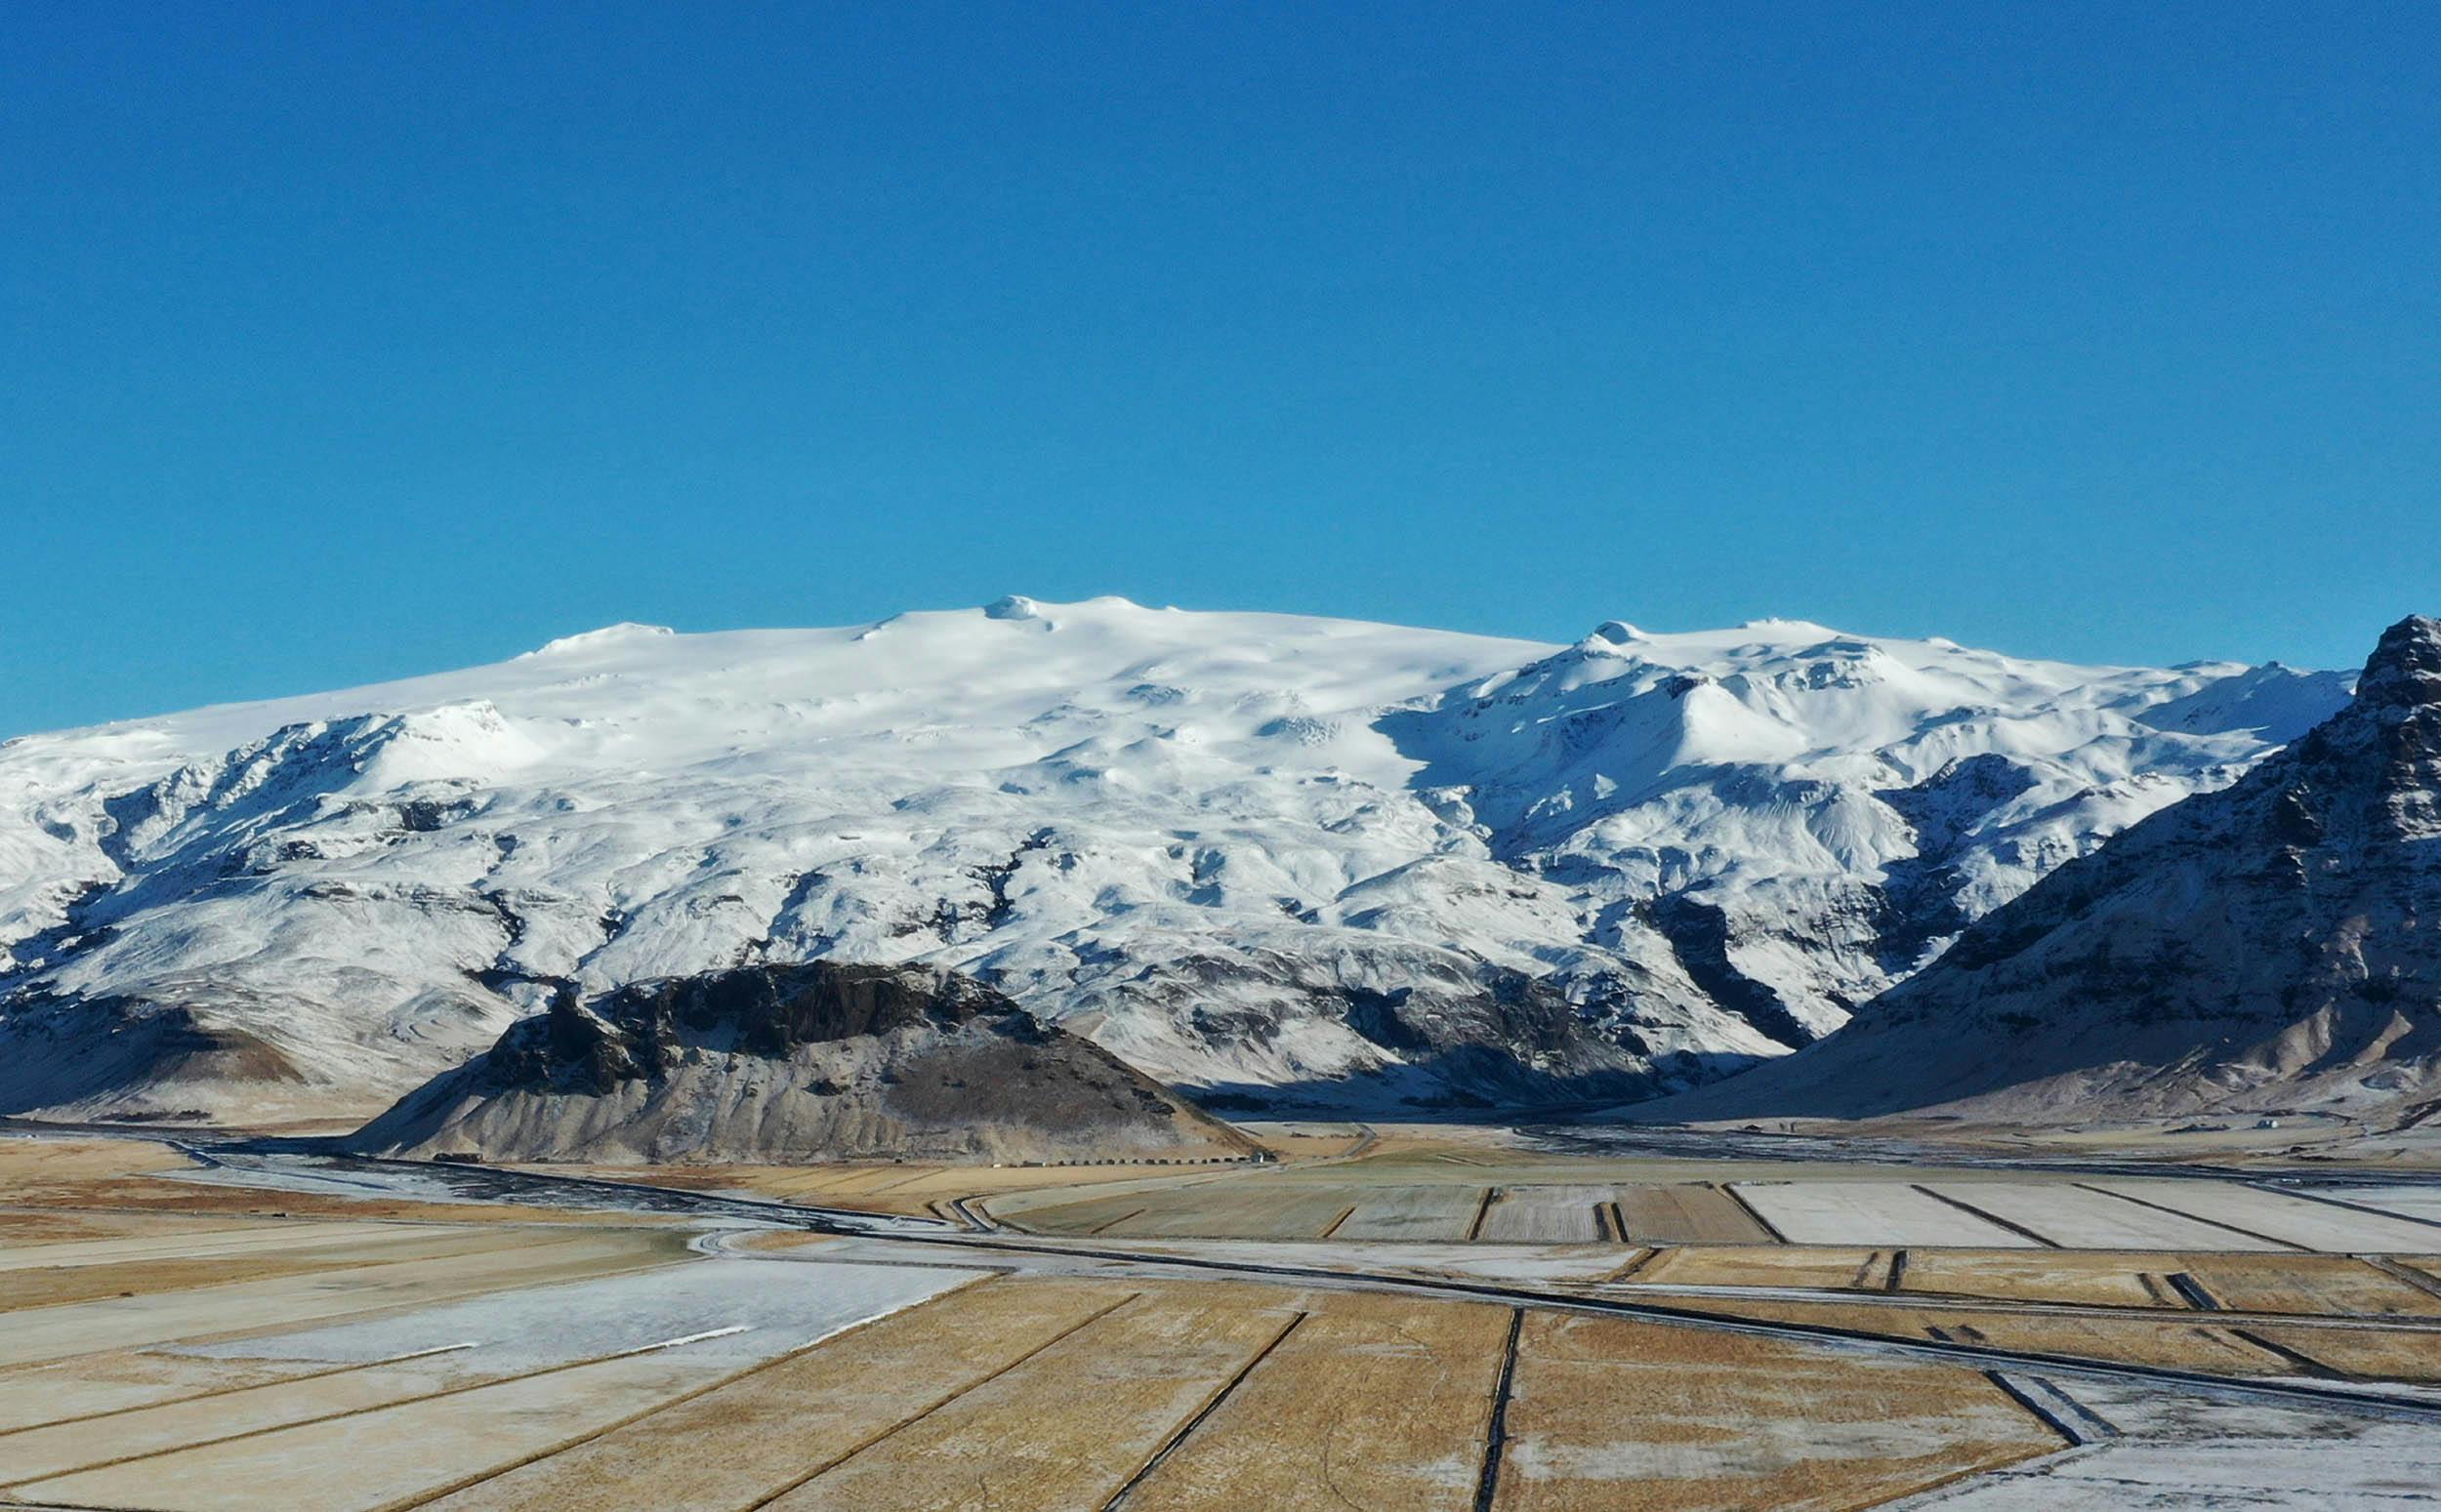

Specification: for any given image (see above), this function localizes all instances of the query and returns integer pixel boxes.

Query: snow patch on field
[178,1256,976,1371]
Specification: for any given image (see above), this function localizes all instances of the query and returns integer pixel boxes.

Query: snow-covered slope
[1641,615,2441,1123]
[0,596,2348,1121]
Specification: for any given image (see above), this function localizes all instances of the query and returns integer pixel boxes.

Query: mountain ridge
[0,598,2351,1122]
[1640,615,2441,1124]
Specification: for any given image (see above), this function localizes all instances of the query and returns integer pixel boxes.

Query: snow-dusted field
[2083,1181,2441,1254]
[1329,1184,1487,1241]
[11,1133,2441,1509]
[1898,1379,2441,1509]
[2344,1185,2441,1223]
[1476,1183,1612,1243]
[1918,1183,2288,1252]
[1731,1181,2038,1247]
[181,1253,975,1371]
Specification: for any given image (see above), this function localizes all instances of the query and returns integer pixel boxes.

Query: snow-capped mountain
[1645,616,2441,1123]
[0,596,2349,1121]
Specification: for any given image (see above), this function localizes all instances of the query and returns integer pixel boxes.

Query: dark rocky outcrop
[351,961,1255,1165]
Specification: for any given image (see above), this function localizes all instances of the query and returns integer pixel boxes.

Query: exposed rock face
[1654,617,2441,1123]
[350,961,1257,1165]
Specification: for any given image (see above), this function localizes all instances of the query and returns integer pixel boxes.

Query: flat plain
[7,1127,2441,1510]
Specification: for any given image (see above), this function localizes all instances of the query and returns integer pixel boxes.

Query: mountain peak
[523,623,676,658]
[2356,615,2441,711]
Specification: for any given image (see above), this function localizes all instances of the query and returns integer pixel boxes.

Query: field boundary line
[13,1292,862,1491]
[2222,1327,2345,1380]
[1086,1208,1149,1237]
[1607,1279,2441,1332]
[736,1289,1143,1510]
[1885,1247,1910,1293]
[1099,1311,1307,1510]
[1318,1206,1356,1241]
[0,1232,555,1318]
[2255,1184,2441,1237]
[925,1236,2441,1424]
[860,1167,948,1196]
[1598,1247,1658,1284]
[1911,1185,2060,1248]
[1469,1308,1524,1512]
[0,1342,481,1442]
[2073,1184,2308,1251]
[1982,1370,2118,1446]
[1717,1184,1790,1244]
[1465,1189,1498,1243]
[1871,1441,2119,1511]
[5,1246,685,1374]
[2362,1255,2441,1301]
[371,1271,1003,1511]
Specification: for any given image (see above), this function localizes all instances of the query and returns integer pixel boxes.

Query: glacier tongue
[0,598,2350,1121]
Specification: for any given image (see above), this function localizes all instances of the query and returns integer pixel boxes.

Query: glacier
[0,596,2350,1122]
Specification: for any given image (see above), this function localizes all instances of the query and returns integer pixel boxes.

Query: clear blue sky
[5,2,2435,735]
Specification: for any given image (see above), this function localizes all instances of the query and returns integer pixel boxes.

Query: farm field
[2175,1253,2441,1316]
[1477,1184,1611,1243]
[1663,1293,2441,1379]
[2081,1179,2441,1252]
[1728,1181,2036,1247]
[1112,1291,1510,1510]
[1610,1181,1777,1244]
[7,1128,2441,1509]
[2249,1322,2441,1382]
[2328,1185,2441,1224]
[1916,1181,2288,1250]
[1329,1183,1488,1241]
[1489,1310,2059,1511]
[1625,1245,1885,1290]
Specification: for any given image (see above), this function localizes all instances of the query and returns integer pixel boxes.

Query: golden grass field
[1115,1291,1512,1510]
[1491,1311,2060,1511]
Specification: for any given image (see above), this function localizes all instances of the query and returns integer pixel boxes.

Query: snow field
[0,1229,684,1369]
[1898,1378,2441,1510]
[1915,1184,2288,1251]
[2084,1180,2441,1253]
[1729,1182,2038,1247]
[2336,1185,2441,1225]
[22,1347,732,1510]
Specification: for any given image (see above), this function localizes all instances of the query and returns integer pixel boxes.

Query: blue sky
[4,2,2435,735]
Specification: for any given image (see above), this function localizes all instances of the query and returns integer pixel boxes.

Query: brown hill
[349,961,1256,1165]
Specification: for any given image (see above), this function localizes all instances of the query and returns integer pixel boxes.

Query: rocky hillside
[0,597,2345,1121]
[351,960,1256,1164]
[1649,617,2441,1123]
